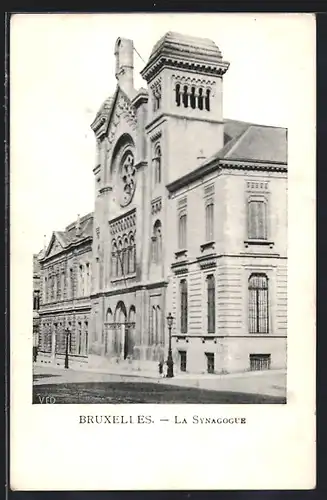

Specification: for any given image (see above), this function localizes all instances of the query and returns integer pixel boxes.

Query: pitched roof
[220,120,287,163]
[42,213,94,260]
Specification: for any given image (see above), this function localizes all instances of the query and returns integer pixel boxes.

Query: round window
[119,151,136,207]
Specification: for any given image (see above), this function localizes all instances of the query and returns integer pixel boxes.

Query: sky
[10,13,313,254]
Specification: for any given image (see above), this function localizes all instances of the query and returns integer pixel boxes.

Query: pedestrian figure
[158,361,163,377]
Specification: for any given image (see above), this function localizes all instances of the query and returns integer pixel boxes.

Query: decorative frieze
[109,209,136,237]
[246,180,269,192]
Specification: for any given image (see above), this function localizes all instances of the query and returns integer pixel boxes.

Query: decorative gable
[107,89,137,149]
[45,234,65,259]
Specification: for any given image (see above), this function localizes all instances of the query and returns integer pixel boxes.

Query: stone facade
[37,32,288,374]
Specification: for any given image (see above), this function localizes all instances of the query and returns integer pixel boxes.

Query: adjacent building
[37,32,287,374]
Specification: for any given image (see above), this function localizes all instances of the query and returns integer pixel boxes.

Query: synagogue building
[37,32,288,374]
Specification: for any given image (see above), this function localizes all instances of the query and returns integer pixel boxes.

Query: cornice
[167,158,288,195]
[141,56,229,83]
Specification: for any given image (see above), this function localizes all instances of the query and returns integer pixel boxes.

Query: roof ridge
[225,117,287,130]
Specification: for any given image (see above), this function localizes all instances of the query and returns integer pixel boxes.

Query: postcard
[10,12,316,490]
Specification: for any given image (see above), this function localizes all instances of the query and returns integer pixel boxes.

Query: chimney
[114,37,134,94]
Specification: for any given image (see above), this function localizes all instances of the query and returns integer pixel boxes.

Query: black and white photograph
[11,12,315,490]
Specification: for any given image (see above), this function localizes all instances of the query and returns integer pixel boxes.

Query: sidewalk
[33,362,287,397]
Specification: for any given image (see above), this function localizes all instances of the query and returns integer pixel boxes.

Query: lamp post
[64,328,70,369]
[166,312,174,378]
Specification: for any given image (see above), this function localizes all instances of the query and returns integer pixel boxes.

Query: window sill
[244,239,274,249]
[111,274,136,283]
[200,241,215,252]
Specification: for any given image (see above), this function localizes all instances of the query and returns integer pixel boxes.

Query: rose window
[119,151,136,207]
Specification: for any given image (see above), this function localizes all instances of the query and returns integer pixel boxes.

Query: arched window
[149,306,156,346]
[248,274,269,334]
[44,277,48,303]
[85,263,90,295]
[84,321,88,355]
[78,322,82,355]
[182,85,188,108]
[69,268,74,298]
[190,87,196,109]
[248,200,267,240]
[79,265,84,297]
[152,220,162,263]
[128,234,135,274]
[205,201,214,241]
[117,239,123,277]
[205,89,210,111]
[180,279,188,334]
[153,144,161,185]
[175,84,181,106]
[178,213,187,249]
[198,88,203,110]
[207,275,215,334]
[123,236,129,275]
[111,241,117,278]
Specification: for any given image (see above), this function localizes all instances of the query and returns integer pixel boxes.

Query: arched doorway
[104,308,113,355]
[127,306,136,359]
[110,301,136,360]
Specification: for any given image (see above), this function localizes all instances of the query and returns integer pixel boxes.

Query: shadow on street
[33,381,287,404]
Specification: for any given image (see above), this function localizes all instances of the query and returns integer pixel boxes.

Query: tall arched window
[178,213,187,249]
[205,201,214,241]
[175,84,181,106]
[153,144,161,185]
[198,88,203,110]
[248,273,269,334]
[78,322,82,355]
[205,89,210,111]
[128,234,135,274]
[123,236,129,275]
[70,268,74,298]
[117,239,123,277]
[248,200,267,240]
[84,321,88,355]
[190,87,196,109]
[182,86,188,107]
[149,306,156,345]
[152,220,162,263]
[180,279,188,334]
[111,241,117,278]
[44,277,48,303]
[207,275,215,334]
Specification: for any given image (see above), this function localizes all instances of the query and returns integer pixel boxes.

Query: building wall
[38,241,92,365]
[164,167,287,374]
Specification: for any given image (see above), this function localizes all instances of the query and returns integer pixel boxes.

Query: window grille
[248,274,269,334]
[249,354,271,371]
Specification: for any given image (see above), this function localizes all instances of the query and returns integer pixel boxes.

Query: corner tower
[141,32,230,183]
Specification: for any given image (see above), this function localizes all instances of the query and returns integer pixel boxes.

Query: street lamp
[64,328,71,369]
[166,312,174,378]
